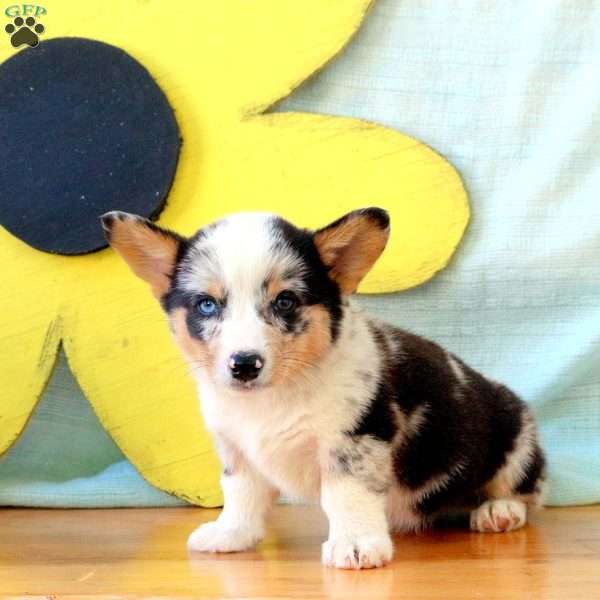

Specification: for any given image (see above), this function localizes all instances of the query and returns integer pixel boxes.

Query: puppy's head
[101,209,389,392]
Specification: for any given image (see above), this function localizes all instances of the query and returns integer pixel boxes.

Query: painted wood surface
[0,0,469,504]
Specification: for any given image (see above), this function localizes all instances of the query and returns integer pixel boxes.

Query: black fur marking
[432,511,472,529]
[270,302,304,334]
[315,207,390,240]
[417,478,488,515]
[100,212,115,235]
[360,207,390,229]
[270,217,343,342]
[186,309,222,341]
[515,443,546,495]
[161,284,191,313]
[330,439,390,495]
[143,217,186,244]
[279,316,309,335]
[362,321,536,517]
[403,374,523,514]
[349,381,397,442]
[257,299,308,335]
[331,448,353,474]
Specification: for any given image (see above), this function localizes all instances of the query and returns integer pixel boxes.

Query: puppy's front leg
[321,438,394,569]
[188,436,276,553]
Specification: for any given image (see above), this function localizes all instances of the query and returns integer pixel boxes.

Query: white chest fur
[200,385,322,499]
[194,304,381,501]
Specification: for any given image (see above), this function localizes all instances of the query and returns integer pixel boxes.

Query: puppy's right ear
[101,211,183,300]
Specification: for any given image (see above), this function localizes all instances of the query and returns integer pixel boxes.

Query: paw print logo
[0,1,468,505]
[5,16,44,48]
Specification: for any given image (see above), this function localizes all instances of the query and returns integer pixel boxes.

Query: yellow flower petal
[0,229,63,455]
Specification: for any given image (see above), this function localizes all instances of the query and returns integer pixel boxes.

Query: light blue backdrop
[1,0,598,506]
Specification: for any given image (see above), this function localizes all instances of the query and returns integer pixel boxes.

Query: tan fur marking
[484,411,536,499]
[106,216,179,299]
[265,267,304,299]
[271,305,332,384]
[206,280,225,300]
[266,276,285,299]
[314,213,389,294]
[171,308,214,372]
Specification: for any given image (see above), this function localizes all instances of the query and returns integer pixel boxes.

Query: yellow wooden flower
[0,0,468,504]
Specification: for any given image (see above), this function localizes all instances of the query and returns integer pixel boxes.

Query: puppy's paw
[187,521,262,553]
[470,499,527,533]
[322,533,393,569]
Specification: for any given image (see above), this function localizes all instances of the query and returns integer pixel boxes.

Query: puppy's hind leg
[471,419,546,534]
[470,498,527,533]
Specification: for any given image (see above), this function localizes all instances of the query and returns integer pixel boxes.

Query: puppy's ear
[313,208,390,294]
[101,211,183,299]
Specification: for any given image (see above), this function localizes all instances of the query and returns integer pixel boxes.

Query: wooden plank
[0,505,598,598]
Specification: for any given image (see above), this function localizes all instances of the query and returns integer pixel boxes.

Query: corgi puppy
[101,208,546,570]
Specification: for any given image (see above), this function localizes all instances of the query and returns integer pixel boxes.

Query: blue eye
[196,296,218,317]
[274,291,298,314]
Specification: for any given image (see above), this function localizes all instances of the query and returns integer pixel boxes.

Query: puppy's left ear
[101,211,183,300]
[313,208,390,294]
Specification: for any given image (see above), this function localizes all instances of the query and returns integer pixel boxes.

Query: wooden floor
[0,505,599,599]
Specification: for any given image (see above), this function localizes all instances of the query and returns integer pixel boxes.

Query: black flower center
[0,38,181,255]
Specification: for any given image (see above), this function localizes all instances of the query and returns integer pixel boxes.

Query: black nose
[228,352,264,382]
